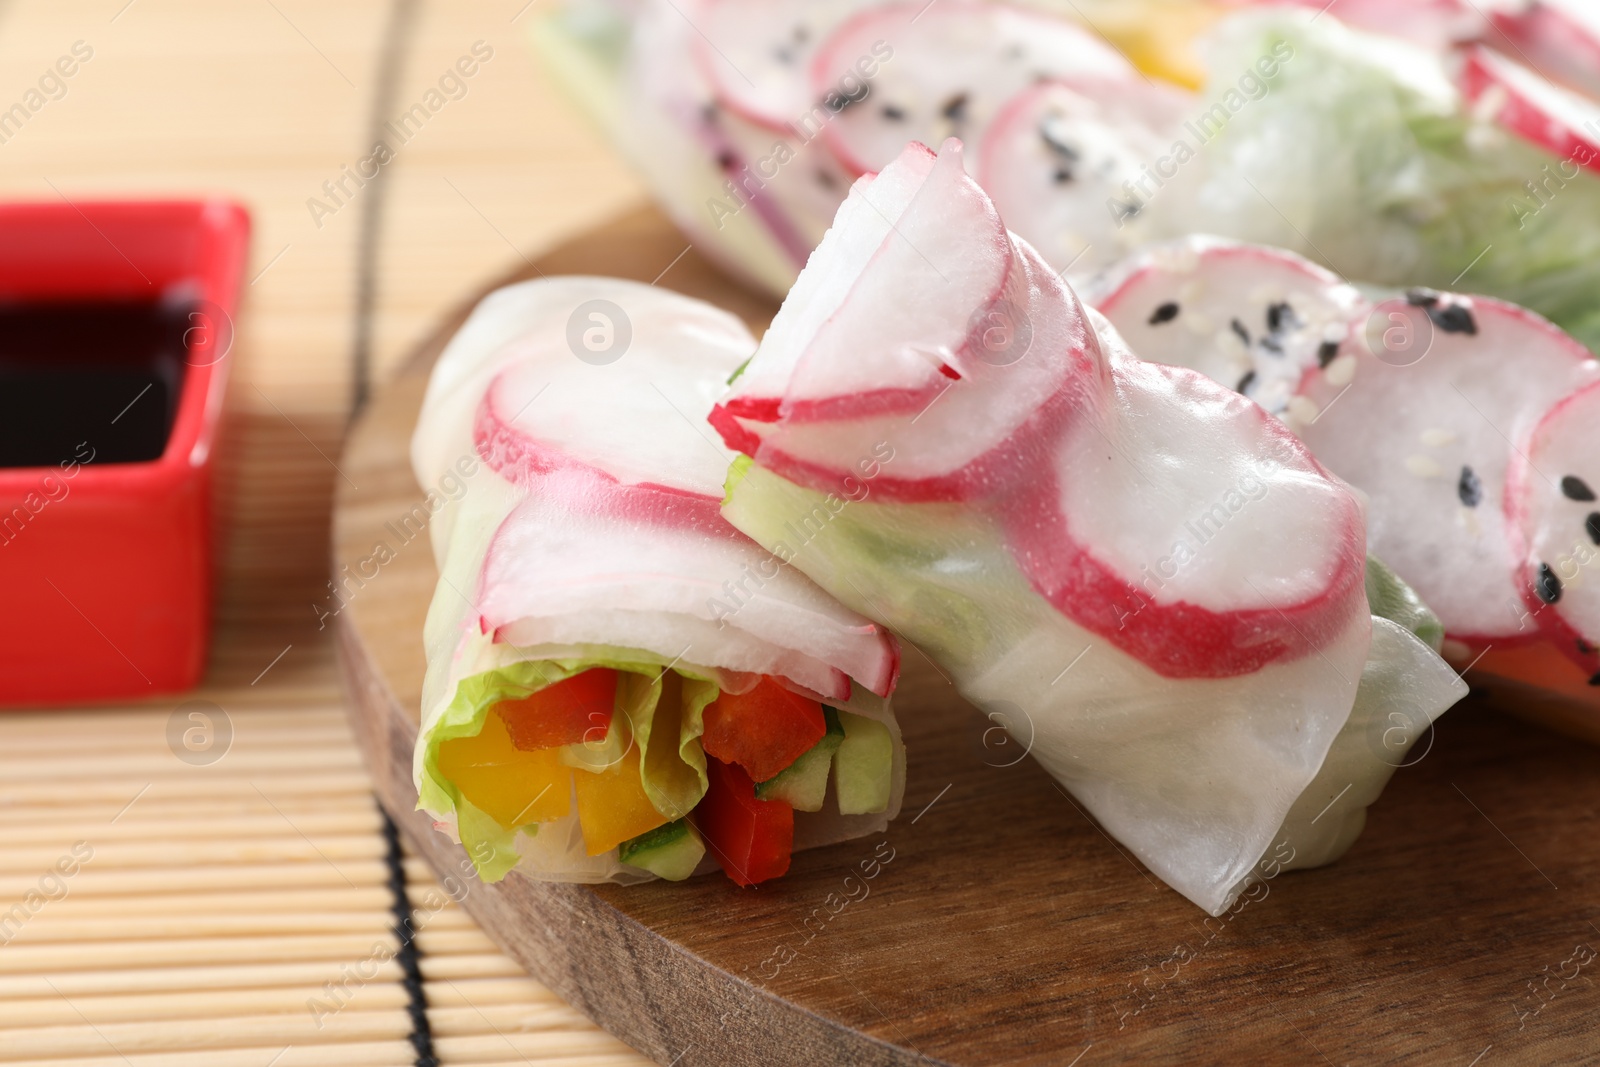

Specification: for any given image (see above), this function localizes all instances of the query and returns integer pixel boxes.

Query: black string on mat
[381,806,439,1067]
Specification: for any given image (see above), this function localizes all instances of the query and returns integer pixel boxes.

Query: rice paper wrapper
[410,276,904,884]
[716,140,1467,914]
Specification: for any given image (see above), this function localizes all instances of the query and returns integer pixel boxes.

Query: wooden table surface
[0,1,657,1063]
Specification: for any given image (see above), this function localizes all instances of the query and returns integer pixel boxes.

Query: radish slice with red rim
[715,139,1097,502]
[811,0,1136,177]
[1006,313,1368,678]
[1295,289,1600,647]
[1488,0,1600,100]
[1459,44,1600,176]
[1506,378,1600,676]
[1090,236,1369,416]
[978,76,1192,277]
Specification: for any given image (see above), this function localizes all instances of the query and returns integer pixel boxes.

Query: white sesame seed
[1286,395,1319,424]
[1324,353,1358,386]
[1406,454,1444,478]
[1420,427,1457,448]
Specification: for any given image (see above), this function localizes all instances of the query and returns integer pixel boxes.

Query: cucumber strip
[618,819,705,881]
[833,711,893,815]
[756,708,845,812]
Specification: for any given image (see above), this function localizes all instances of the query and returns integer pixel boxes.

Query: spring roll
[411,276,902,886]
[712,141,1467,915]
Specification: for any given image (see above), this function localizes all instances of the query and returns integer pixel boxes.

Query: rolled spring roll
[411,277,902,886]
[712,141,1468,915]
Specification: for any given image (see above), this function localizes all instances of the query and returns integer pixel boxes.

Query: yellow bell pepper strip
[436,707,573,831]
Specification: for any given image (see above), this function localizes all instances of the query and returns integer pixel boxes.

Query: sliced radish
[1506,379,1600,676]
[464,290,751,499]
[414,276,900,700]
[1090,236,1369,416]
[721,142,938,419]
[978,76,1191,277]
[812,1,1135,176]
[478,466,897,702]
[694,0,865,131]
[1489,0,1600,100]
[712,104,859,253]
[714,139,1099,502]
[1005,312,1368,679]
[720,140,1369,680]
[1295,290,1600,646]
[1459,44,1600,176]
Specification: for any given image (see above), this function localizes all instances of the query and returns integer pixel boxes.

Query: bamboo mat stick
[0,954,526,999]
[0,928,503,973]
[3,1046,646,1067]
[0,862,394,899]
[0,773,375,806]
[0,750,365,780]
[0,858,437,897]
[0,977,556,1028]
[22,796,389,826]
[5,810,383,845]
[0,712,350,742]
[2,908,477,945]
[0,725,356,754]
[42,888,398,917]
[0,1003,599,1059]
[0,836,388,873]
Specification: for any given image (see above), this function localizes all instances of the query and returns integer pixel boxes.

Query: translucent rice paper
[536,2,1600,353]
[717,141,1467,914]
[411,277,903,883]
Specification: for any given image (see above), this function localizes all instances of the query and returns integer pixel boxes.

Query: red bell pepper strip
[496,668,616,751]
[695,756,794,887]
[700,676,826,782]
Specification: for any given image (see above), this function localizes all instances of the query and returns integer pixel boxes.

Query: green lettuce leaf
[419,653,714,881]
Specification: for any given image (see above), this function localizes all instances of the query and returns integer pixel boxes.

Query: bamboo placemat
[0,0,654,1062]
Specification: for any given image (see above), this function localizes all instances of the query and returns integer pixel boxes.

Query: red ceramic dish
[0,200,250,706]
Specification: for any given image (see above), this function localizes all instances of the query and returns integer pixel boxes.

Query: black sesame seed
[816,169,837,190]
[1561,475,1597,501]
[942,92,970,123]
[774,45,795,64]
[1266,301,1297,332]
[1040,125,1079,160]
[1428,303,1478,335]
[1406,287,1441,307]
[1237,370,1257,394]
[1231,318,1251,346]
[1053,167,1073,184]
[1260,335,1284,355]
[1587,511,1600,545]
[881,104,906,122]
[1148,302,1180,325]
[794,24,810,44]
[1317,340,1340,368]
[1589,671,1600,686]
[1458,465,1483,508]
[1536,562,1563,604]
[715,150,737,170]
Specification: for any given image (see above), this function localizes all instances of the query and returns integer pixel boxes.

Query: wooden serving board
[334,208,1600,1067]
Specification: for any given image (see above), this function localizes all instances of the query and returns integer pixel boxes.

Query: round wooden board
[334,207,1600,1067]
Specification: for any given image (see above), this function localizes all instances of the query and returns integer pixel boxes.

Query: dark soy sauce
[0,301,192,468]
